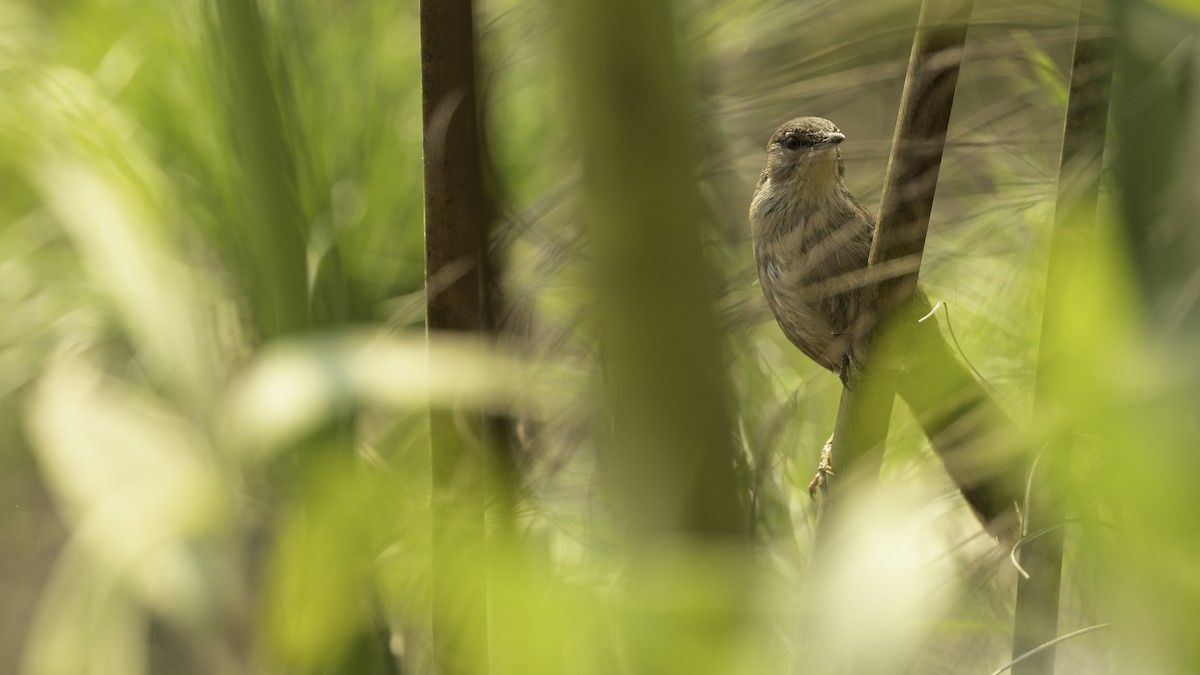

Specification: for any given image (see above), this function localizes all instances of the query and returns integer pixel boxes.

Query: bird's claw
[807,437,836,498]
[838,352,853,389]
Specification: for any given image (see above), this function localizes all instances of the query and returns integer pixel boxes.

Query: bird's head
[760,116,847,188]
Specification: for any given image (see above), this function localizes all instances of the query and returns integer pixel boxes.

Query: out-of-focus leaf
[21,544,145,675]
[805,483,966,675]
[224,331,577,459]
[620,545,773,675]
[26,355,230,625]
[22,70,224,414]
[265,453,387,669]
[1146,0,1200,20]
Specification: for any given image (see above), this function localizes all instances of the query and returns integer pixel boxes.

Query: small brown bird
[750,116,1025,530]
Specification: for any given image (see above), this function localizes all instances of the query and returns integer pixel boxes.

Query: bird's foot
[838,352,853,389]
[807,435,836,498]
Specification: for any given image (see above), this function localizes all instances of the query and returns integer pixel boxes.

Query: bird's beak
[824,132,846,146]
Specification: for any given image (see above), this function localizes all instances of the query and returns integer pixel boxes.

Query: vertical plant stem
[816,0,973,538]
[558,3,750,671]
[561,0,746,543]
[1011,2,1114,673]
[419,0,493,672]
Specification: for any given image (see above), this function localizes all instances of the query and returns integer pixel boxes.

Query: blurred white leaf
[224,330,575,460]
[805,483,963,675]
[26,354,229,625]
[21,544,146,675]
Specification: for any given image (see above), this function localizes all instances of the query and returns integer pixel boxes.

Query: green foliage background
[1,0,1198,674]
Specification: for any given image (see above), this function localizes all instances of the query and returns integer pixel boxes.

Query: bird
[749,116,1026,532]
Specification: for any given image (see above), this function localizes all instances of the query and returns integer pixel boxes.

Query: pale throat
[790,152,843,202]
[751,153,844,238]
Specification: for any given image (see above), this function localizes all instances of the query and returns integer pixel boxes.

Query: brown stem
[420,0,494,672]
[815,0,974,542]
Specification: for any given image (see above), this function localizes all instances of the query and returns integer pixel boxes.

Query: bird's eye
[783,136,802,151]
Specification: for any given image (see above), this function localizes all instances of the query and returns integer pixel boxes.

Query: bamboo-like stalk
[815,0,974,538]
[561,0,746,541]
[419,0,493,672]
[1010,1,1115,673]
